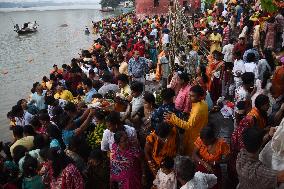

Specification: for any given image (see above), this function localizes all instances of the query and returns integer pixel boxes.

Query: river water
[0,5,119,142]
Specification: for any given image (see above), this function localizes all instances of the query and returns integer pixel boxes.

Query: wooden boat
[16,28,37,35]
[123,1,134,8]
[100,7,114,12]
[14,22,38,35]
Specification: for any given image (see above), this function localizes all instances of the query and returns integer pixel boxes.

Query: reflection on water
[16,33,37,40]
[0,8,118,141]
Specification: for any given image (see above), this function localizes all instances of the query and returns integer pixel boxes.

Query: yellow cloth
[119,61,128,75]
[10,136,34,157]
[120,85,131,98]
[54,90,73,101]
[127,18,133,25]
[169,100,208,155]
[209,33,222,53]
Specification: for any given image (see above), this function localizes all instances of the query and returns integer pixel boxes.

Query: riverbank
[0,8,120,142]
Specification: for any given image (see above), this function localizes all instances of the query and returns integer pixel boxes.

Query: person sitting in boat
[32,21,38,29]
[85,27,90,34]
[14,24,20,31]
[23,23,29,30]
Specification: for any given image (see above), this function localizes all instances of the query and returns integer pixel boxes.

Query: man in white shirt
[129,81,144,117]
[159,49,171,87]
[143,35,149,45]
[188,44,198,69]
[222,8,228,18]
[175,156,217,189]
[101,111,138,151]
[98,72,119,97]
[222,38,234,64]
[234,72,255,104]
[162,32,170,46]
[233,51,245,88]
[12,104,33,126]
[150,27,158,39]
[244,52,258,79]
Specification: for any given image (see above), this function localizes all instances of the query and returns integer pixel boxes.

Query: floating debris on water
[27,58,34,63]
[1,70,8,74]
[60,24,68,27]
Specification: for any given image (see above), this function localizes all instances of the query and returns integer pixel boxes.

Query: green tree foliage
[260,0,278,12]
[203,0,216,8]
[100,0,120,8]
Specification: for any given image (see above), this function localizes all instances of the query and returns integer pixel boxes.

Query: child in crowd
[22,154,45,189]
[153,157,177,189]
[175,156,217,189]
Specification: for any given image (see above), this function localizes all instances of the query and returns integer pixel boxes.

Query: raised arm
[74,109,95,136]
[144,135,159,175]
[164,112,195,130]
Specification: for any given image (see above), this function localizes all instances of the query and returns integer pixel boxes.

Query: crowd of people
[1,0,284,188]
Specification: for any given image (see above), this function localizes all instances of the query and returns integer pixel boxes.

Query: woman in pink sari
[110,130,143,189]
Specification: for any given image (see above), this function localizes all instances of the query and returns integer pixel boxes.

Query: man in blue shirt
[128,50,150,83]
[235,3,243,25]
[82,78,97,103]
[151,88,182,132]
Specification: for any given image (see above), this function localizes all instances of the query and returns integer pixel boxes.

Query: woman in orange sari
[155,50,165,81]
[144,122,177,175]
[206,50,224,103]
[272,59,284,99]
[193,125,230,189]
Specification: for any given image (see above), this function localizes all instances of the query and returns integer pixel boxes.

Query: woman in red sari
[207,50,224,103]
[193,64,209,93]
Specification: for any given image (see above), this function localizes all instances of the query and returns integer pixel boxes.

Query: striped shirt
[236,149,278,189]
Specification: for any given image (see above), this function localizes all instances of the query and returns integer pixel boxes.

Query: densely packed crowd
[1,1,284,188]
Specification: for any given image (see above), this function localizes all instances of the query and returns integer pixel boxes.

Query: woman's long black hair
[47,148,73,178]
[261,69,271,89]
[199,64,209,84]
[263,49,275,71]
